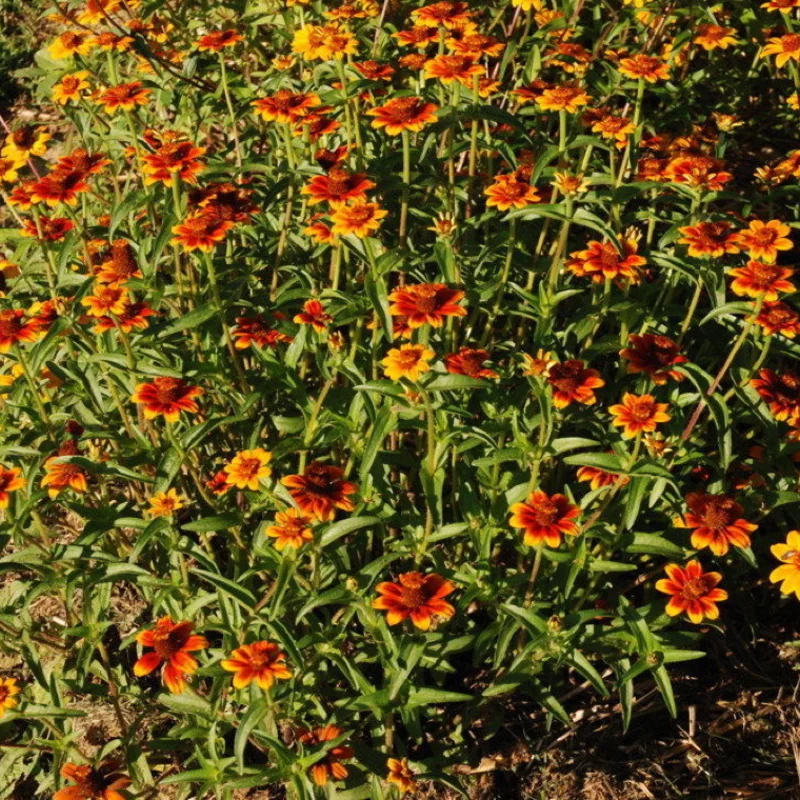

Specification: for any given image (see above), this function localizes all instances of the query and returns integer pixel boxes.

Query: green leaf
[319,516,384,547]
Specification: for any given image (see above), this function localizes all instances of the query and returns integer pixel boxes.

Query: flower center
[152,625,190,659]
[681,576,714,600]
[531,498,560,526]
[152,378,186,404]
[749,263,780,285]
[628,399,655,422]
[701,501,734,530]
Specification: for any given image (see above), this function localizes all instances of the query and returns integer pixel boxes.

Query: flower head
[281,462,358,520]
[196,29,243,51]
[387,757,418,794]
[52,72,91,105]
[619,334,687,384]
[755,302,800,338]
[546,360,605,408]
[373,571,456,629]
[445,348,498,379]
[294,299,332,331]
[752,368,800,422]
[509,490,580,547]
[618,53,669,82]
[677,492,757,556]
[133,616,208,693]
[731,220,792,262]
[224,448,273,490]
[0,677,20,718]
[298,726,354,785]
[0,465,25,508]
[655,560,727,623]
[678,221,740,258]
[388,283,467,328]
[769,531,800,599]
[131,377,203,423]
[729,262,795,301]
[382,343,435,381]
[54,762,130,800]
[609,393,670,439]
[485,172,541,210]
[221,641,292,689]
[98,82,151,114]
[266,508,314,550]
[330,198,387,237]
[147,488,185,518]
[761,33,800,67]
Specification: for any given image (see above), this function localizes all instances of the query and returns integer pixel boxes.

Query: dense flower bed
[0,0,799,796]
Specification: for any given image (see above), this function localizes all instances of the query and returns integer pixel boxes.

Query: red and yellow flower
[54,762,130,800]
[769,531,800,599]
[609,393,671,438]
[131,377,203,423]
[546,360,605,408]
[676,492,757,556]
[298,726,354,785]
[509,490,580,547]
[0,677,20,718]
[133,617,208,694]
[656,561,727,623]
[388,283,467,328]
[281,462,357,520]
[146,488,185,518]
[729,262,795,301]
[381,343,435,381]
[224,448,273,490]
[373,571,456,629]
[266,508,314,550]
[221,641,292,689]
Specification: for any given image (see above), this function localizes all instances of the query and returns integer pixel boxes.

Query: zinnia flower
[536,84,591,113]
[509,490,580,547]
[445,348,498,379]
[655,561,727,623]
[366,97,439,135]
[0,465,25,507]
[41,455,88,498]
[224,448,273,490]
[694,24,738,50]
[609,393,670,438]
[131,376,203,422]
[619,333,687,384]
[49,30,95,60]
[298,726,354,785]
[373,571,456,629]
[0,677,20,718]
[252,90,321,124]
[330,198,387,237]
[678,221,740,258]
[769,531,800,599]
[98,82,151,114]
[751,368,800,422]
[484,172,541,210]
[301,167,375,206]
[381,343,435,381]
[729,262,795,301]
[755,302,800,338]
[618,53,670,82]
[576,464,628,490]
[294,299,332,331]
[146,488,184,518]
[52,72,91,105]
[281,462,358,520]
[1,126,50,162]
[196,30,243,51]
[54,762,130,800]
[761,33,800,67]
[232,316,292,349]
[411,0,472,29]
[424,54,484,85]
[386,758,418,794]
[172,211,234,251]
[388,283,467,327]
[266,508,314,550]
[677,492,757,556]
[0,309,40,352]
[731,219,792,262]
[221,641,292,689]
[566,238,646,283]
[133,616,208,694]
[546,360,605,408]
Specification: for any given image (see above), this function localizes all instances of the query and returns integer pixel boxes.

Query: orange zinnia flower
[196,30,243,51]
[366,97,439,135]
[445,348,498,379]
[730,219,792,262]
[0,677,20,718]
[98,82,151,113]
[655,561,727,623]
[292,23,358,60]
[252,90,321,124]
[54,762,131,800]
[330,198,387,237]
[131,376,203,422]
[81,285,129,318]
[373,572,456,629]
[221,641,292,689]
[619,333,687,384]
[411,0,472,29]
[142,140,206,186]
[424,54,484,85]
[41,455,89,498]
[172,211,234,251]
[536,84,591,113]
[677,492,757,556]
[618,53,669,82]
[694,24,738,50]
[576,464,628,491]
[394,26,440,48]
[546,360,605,408]
[388,283,467,328]
[133,616,208,694]
[49,30,95,60]
[266,508,314,550]
[509,490,580,548]
[206,469,231,496]
[232,315,292,349]
[566,238,646,283]
[294,299,332,331]
[282,462,357,521]
[298,726,354,786]
[769,530,800,599]
[224,448,272,490]
[761,33,800,67]
[387,757,418,794]
[729,261,795,301]
[755,302,800,338]
[146,488,184,518]
[0,465,25,507]
[678,221,740,258]
[301,167,375,205]
[751,369,800,422]
[353,60,396,80]
[382,343,435,381]
[94,239,142,285]
[31,169,92,207]
[590,114,636,149]
[484,172,541,210]
[610,393,671,438]
[92,301,157,334]
[0,309,39,352]
[52,71,91,105]
[20,215,75,242]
